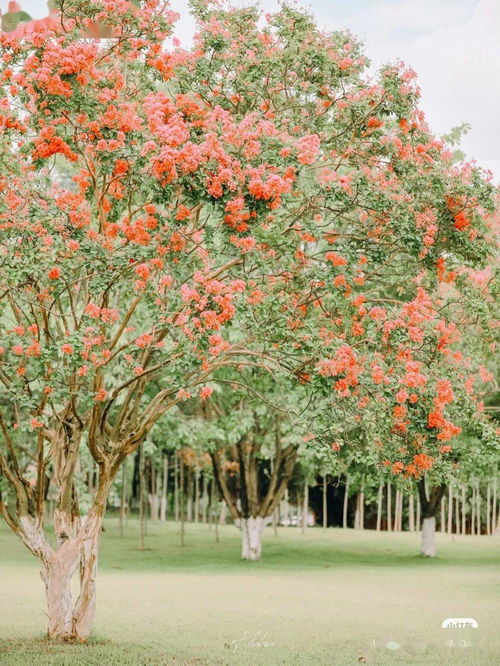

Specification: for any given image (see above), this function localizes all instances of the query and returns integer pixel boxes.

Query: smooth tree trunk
[471,484,476,534]
[160,454,168,522]
[387,481,392,532]
[148,461,159,521]
[194,467,200,523]
[119,459,127,538]
[186,466,193,522]
[301,483,308,534]
[139,447,146,549]
[272,507,278,536]
[215,498,220,542]
[201,473,208,524]
[421,516,437,557]
[394,489,401,532]
[492,476,497,533]
[486,482,491,535]
[408,493,415,532]
[323,475,327,528]
[447,485,453,534]
[476,482,481,535]
[354,493,360,529]
[219,500,226,525]
[208,478,214,531]
[180,458,185,546]
[342,477,349,528]
[461,485,466,535]
[284,487,290,527]
[376,483,383,531]
[174,453,179,522]
[472,483,476,534]
[271,462,278,536]
[148,493,159,521]
[240,516,266,561]
[359,484,365,529]
[209,483,221,542]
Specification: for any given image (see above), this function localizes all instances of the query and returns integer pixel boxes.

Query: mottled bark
[19,507,105,641]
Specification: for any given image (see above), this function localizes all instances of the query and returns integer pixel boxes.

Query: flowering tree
[313,223,499,555]
[0,0,497,640]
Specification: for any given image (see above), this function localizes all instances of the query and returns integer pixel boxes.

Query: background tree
[184,377,306,560]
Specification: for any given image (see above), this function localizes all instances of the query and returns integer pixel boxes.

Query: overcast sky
[4,0,499,181]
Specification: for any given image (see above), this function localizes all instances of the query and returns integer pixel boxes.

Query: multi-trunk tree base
[43,524,100,641]
[16,508,104,642]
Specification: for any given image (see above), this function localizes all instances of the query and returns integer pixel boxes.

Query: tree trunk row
[341,479,499,535]
[119,452,221,534]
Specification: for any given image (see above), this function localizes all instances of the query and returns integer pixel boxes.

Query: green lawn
[0,519,499,665]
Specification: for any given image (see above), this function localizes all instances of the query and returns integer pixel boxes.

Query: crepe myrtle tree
[410,259,499,555]
[313,387,497,555]
[312,267,499,556]
[304,104,498,553]
[0,0,497,640]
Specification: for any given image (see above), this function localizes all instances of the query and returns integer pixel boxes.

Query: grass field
[0,519,499,665]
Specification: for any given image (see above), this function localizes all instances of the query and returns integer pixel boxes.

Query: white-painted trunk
[421,516,437,557]
[240,517,265,561]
